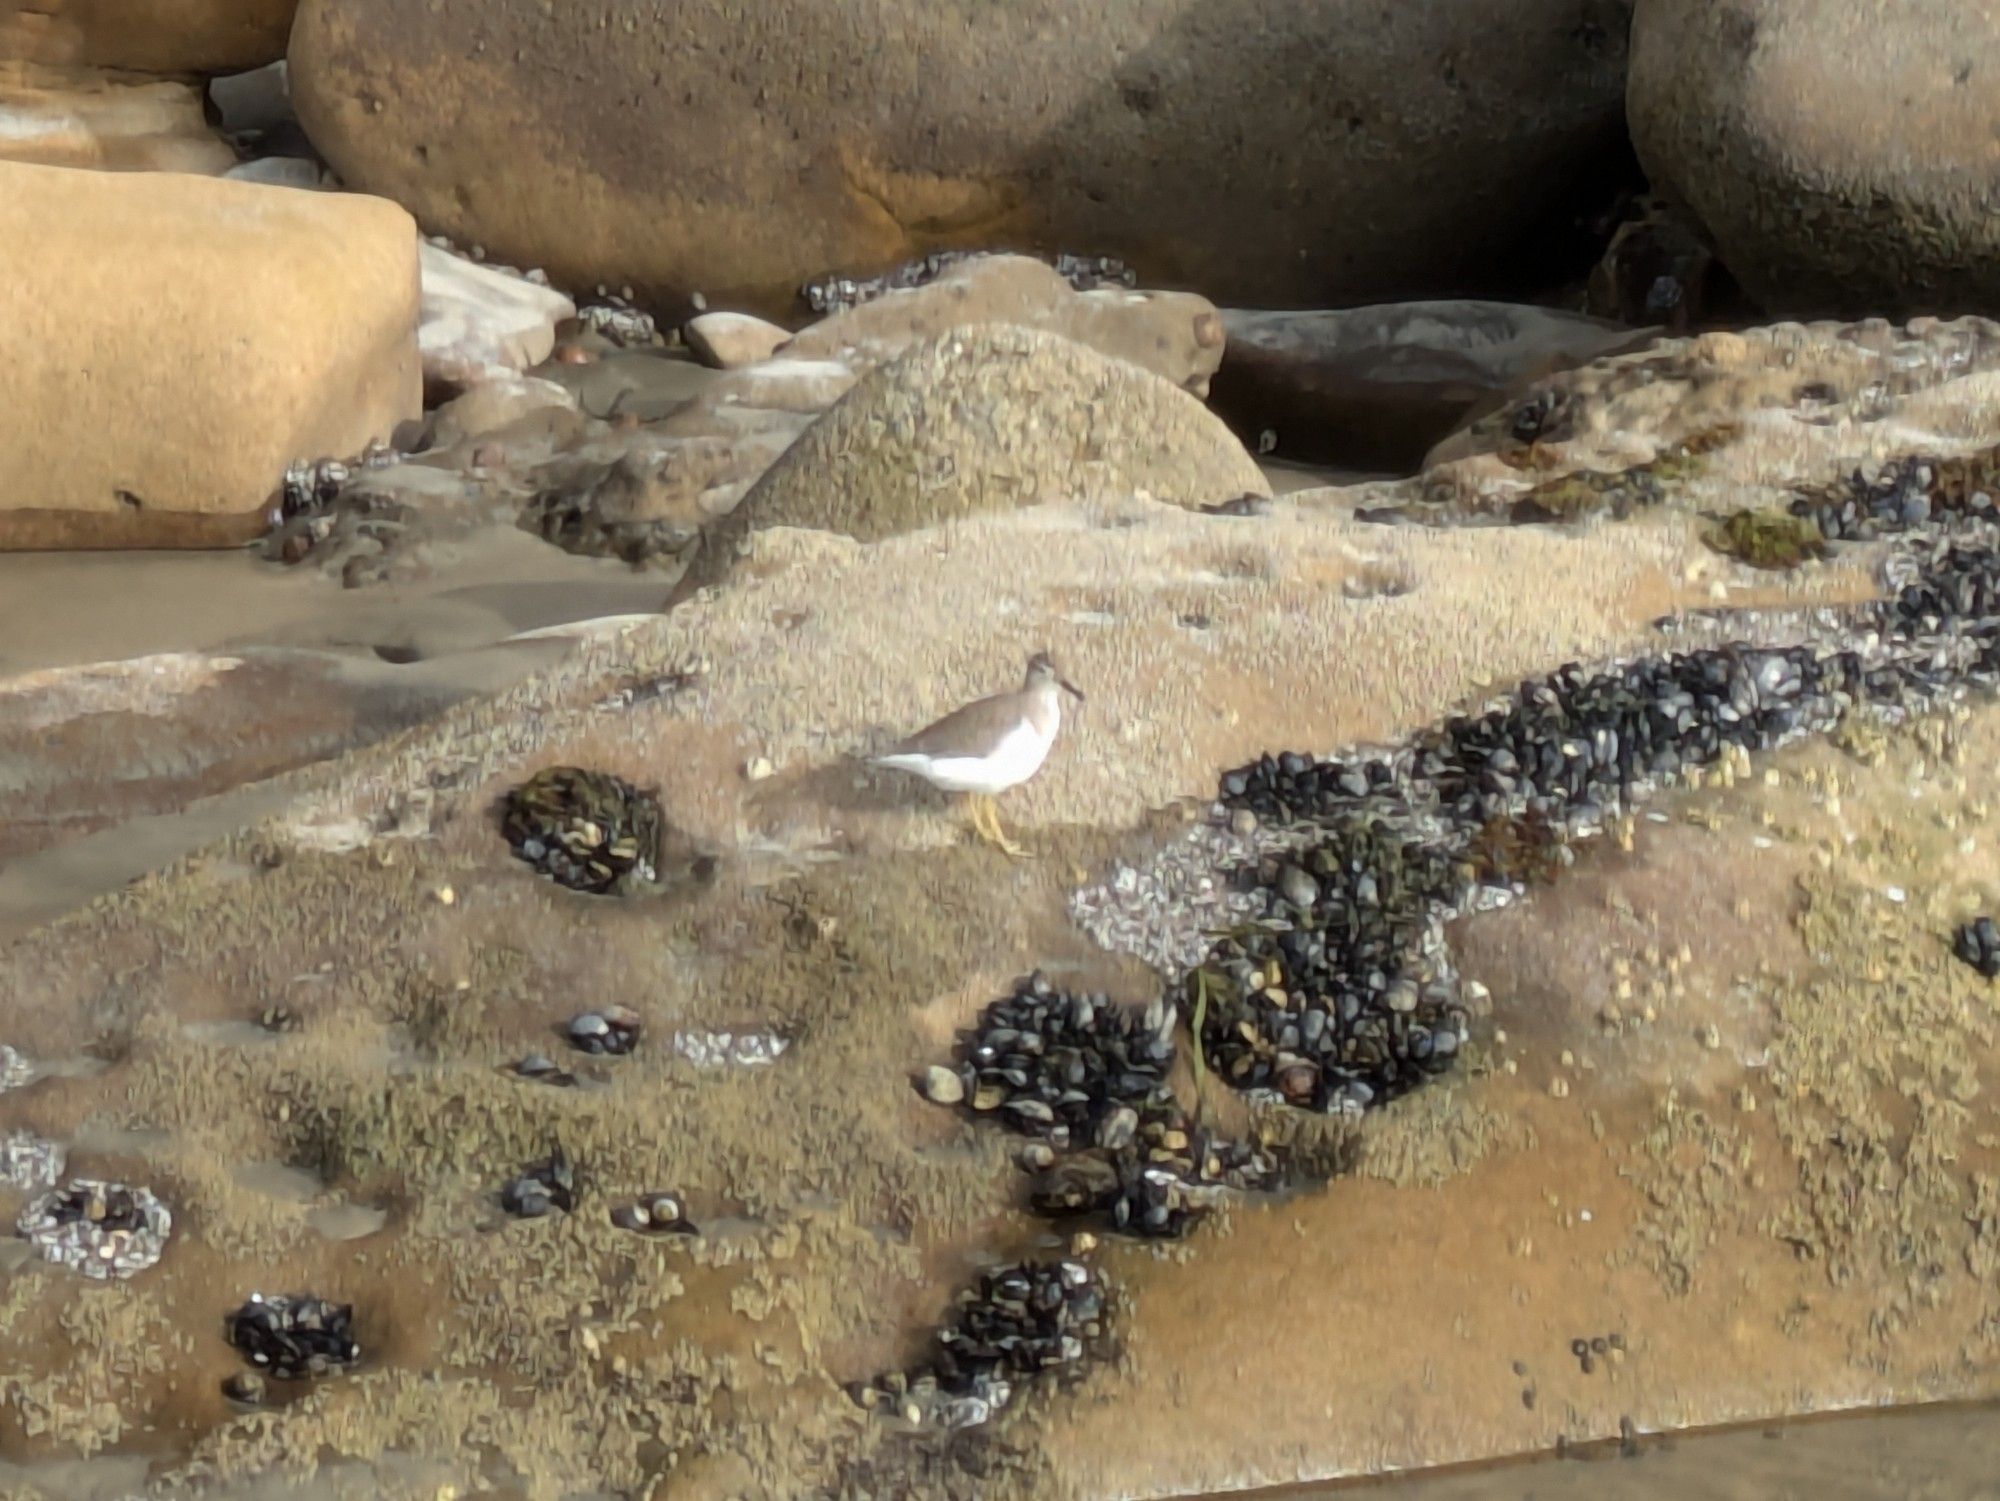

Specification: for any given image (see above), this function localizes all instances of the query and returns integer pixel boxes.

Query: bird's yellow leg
[971,793,1031,860]
[957,793,992,849]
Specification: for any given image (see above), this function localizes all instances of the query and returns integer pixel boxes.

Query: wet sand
[0,527,674,944]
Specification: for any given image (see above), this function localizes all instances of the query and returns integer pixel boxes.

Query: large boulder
[288,0,1632,316]
[0,161,422,549]
[0,0,296,75]
[0,63,235,173]
[1630,0,2000,317]
[670,323,1266,602]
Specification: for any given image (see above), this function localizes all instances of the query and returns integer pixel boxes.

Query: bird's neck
[1029,682,1062,726]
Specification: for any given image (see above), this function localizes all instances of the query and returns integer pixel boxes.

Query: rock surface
[221,155,334,190]
[420,376,579,455]
[1629,0,2000,317]
[0,0,296,75]
[683,312,791,371]
[1211,302,1656,472]
[780,254,1226,394]
[287,0,1632,314]
[0,438,1969,1499]
[671,324,1267,602]
[0,161,422,549]
[0,62,235,173]
[1424,316,2000,482]
[419,242,576,393]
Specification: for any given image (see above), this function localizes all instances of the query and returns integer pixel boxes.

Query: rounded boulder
[671,323,1267,600]
[1630,0,2000,316]
[0,0,297,75]
[289,0,1632,315]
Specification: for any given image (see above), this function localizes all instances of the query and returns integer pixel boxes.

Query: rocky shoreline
[9,3,2000,1500]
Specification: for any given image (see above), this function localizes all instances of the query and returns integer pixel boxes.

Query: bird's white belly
[893,720,1055,794]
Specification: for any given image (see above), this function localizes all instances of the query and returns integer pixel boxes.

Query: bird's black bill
[1060,678,1085,702]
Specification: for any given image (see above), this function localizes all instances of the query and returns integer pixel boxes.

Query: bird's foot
[967,794,1032,860]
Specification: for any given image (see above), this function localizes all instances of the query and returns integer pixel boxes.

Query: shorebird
[870,651,1084,858]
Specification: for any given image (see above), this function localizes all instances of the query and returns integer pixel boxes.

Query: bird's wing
[882,690,1011,758]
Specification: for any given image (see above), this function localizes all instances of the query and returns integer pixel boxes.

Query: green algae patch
[1704,508,1827,571]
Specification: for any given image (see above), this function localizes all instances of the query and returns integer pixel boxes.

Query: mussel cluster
[941,974,1176,1146]
[1193,816,1468,1115]
[1027,1096,1281,1239]
[855,1259,1108,1430]
[502,1149,576,1219]
[932,975,1278,1238]
[226,1294,360,1380]
[568,1005,641,1056]
[1955,917,2000,978]
[18,1180,172,1280]
[499,766,663,895]
[0,1132,64,1191]
[1790,447,2000,541]
[799,249,1136,315]
[1208,491,2000,1121]
[278,455,351,522]
[576,294,659,347]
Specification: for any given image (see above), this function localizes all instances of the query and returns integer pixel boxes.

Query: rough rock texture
[780,254,1227,394]
[1424,316,2000,485]
[1629,0,2000,317]
[418,242,576,394]
[0,161,421,549]
[0,460,1966,1501]
[671,324,1267,602]
[0,62,235,173]
[1212,302,1656,472]
[0,0,296,75]
[287,0,1633,315]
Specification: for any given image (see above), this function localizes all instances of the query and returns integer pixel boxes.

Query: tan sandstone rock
[0,62,235,173]
[0,161,421,549]
[670,324,1267,602]
[287,0,1630,315]
[683,311,792,370]
[1630,0,2000,317]
[0,0,296,76]
[780,254,1227,394]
